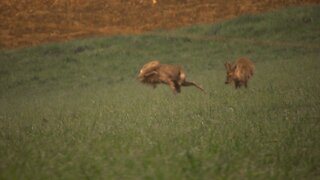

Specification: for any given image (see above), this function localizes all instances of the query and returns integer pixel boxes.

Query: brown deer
[224,57,255,89]
[138,60,205,94]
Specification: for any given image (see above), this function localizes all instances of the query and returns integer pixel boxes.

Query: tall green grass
[0,5,319,179]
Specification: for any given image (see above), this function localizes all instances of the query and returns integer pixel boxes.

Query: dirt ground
[0,0,319,48]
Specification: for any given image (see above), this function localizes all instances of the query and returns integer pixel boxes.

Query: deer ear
[224,62,231,70]
[232,64,237,71]
[149,60,161,70]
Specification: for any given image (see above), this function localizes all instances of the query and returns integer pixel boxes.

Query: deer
[138,60,205,94]
[224,57,255,89]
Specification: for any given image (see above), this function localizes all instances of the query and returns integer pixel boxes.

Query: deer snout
[137,74,144,81]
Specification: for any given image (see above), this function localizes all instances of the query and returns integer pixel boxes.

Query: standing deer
[224,57,255,89]
[138,60,205,94]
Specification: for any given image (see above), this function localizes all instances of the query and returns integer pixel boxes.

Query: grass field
[0,5,319,179]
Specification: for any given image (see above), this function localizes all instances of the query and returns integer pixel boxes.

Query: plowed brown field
[0,0,319,48]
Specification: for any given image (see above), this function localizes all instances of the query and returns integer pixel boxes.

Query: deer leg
[244,81,248,88]
[174,81,181,93]
[182,80,206,93]
[152,84,157,89]
[235,81,241,89]
[166,80,178,94]
[144,71,158,77]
